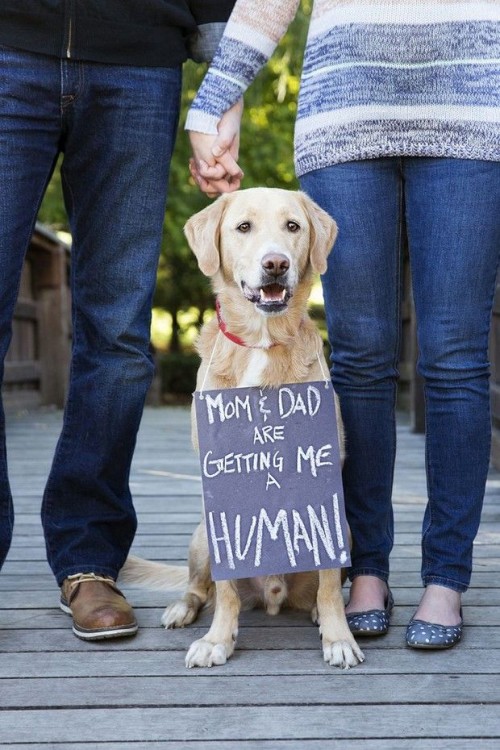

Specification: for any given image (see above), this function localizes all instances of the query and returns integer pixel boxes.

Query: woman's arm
[186,0,300,132]
[187,0,300,193]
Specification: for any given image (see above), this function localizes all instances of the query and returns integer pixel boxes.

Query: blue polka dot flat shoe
[406,615,463,650]
[346,588,394,636]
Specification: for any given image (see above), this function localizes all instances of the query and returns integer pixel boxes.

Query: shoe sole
[60,600,138,641]
[406,639,461,650]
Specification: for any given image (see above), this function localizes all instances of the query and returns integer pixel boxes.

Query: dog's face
[184,188,337,317]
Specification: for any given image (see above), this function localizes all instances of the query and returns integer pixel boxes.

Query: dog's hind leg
[185,578,240,668]
[316,568,365,669]
[161,522,213,629]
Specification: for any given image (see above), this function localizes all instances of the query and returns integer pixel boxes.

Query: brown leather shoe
[60,573,138,640]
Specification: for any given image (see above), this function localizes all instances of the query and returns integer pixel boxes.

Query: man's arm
[188,1,237,62]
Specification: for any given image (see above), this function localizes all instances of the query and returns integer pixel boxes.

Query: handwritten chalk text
[208,493,347,571]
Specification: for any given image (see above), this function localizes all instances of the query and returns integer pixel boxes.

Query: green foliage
[37,2,312,352]
[158,350,200,396]
[37,155,66,229]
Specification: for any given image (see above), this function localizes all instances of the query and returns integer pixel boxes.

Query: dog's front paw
[161,600,197,629]
[185,637,234,668]
[322,637,365,669]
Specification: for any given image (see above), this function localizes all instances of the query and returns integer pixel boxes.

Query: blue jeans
[0,46,181,584]
[301,158,500,593]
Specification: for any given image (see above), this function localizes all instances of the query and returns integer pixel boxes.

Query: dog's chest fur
[237,349,270,388]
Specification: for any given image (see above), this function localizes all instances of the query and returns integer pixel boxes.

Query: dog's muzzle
[242,279,292,315]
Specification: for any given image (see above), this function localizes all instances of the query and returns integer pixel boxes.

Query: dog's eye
[287,221,300,233]
[237,222,251,233]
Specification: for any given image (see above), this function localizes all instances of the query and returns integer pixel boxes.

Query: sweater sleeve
[186,0,300,133]
[188,1,237,62]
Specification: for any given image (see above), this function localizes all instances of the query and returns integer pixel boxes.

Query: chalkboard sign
[195,381,350,580]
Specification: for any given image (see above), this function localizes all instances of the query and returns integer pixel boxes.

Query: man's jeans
[301,158,500,592]
[0,46,181,583]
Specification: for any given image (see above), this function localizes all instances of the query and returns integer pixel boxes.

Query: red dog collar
[216,298,278,349]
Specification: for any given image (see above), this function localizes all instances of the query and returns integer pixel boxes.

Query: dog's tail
[119,555,188,591]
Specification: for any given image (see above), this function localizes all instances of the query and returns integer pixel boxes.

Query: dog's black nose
[261,253,290,278]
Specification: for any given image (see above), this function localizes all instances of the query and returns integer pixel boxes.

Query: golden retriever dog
[120,187,364,670]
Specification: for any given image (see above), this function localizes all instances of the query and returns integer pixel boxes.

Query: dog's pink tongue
[260,285,286,302]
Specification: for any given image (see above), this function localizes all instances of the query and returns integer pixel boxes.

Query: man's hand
[189,99,244,197]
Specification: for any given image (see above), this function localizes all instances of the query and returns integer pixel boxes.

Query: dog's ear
[184,195,228,276]
[299,192,338,275]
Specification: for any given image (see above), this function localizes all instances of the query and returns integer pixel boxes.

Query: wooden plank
[7,743,500,750]
[0,582,500,612]
[1,600,500,629]
[0,624,499,652]
[0,648,498,679]
[1,705,500,743]
[8,536,500,559]
[1,673,499,709]
[3,547,500,579]
[9,544,500,574]
[0,587,499,610]
[95,509,499,526]
[1,569,499,589]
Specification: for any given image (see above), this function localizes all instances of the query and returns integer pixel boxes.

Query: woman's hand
[188,99,244,197]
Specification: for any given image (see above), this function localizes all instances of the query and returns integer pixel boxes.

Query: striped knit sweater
[186,0,500,175]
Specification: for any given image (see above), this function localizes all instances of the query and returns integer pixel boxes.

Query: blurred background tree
[37,1,315,395]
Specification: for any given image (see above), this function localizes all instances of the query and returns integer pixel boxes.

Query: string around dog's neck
[215,297,278,349]
[198,298,331,398]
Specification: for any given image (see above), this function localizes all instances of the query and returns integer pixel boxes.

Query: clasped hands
[188,99,244,197]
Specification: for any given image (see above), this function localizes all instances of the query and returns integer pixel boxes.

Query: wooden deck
[1,406,500,748]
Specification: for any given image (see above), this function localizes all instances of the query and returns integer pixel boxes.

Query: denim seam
[349,568,390,583]
[60,59,85,113]
[423,575,468,594]
[422,383,432,538]
[56,565,121,587]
